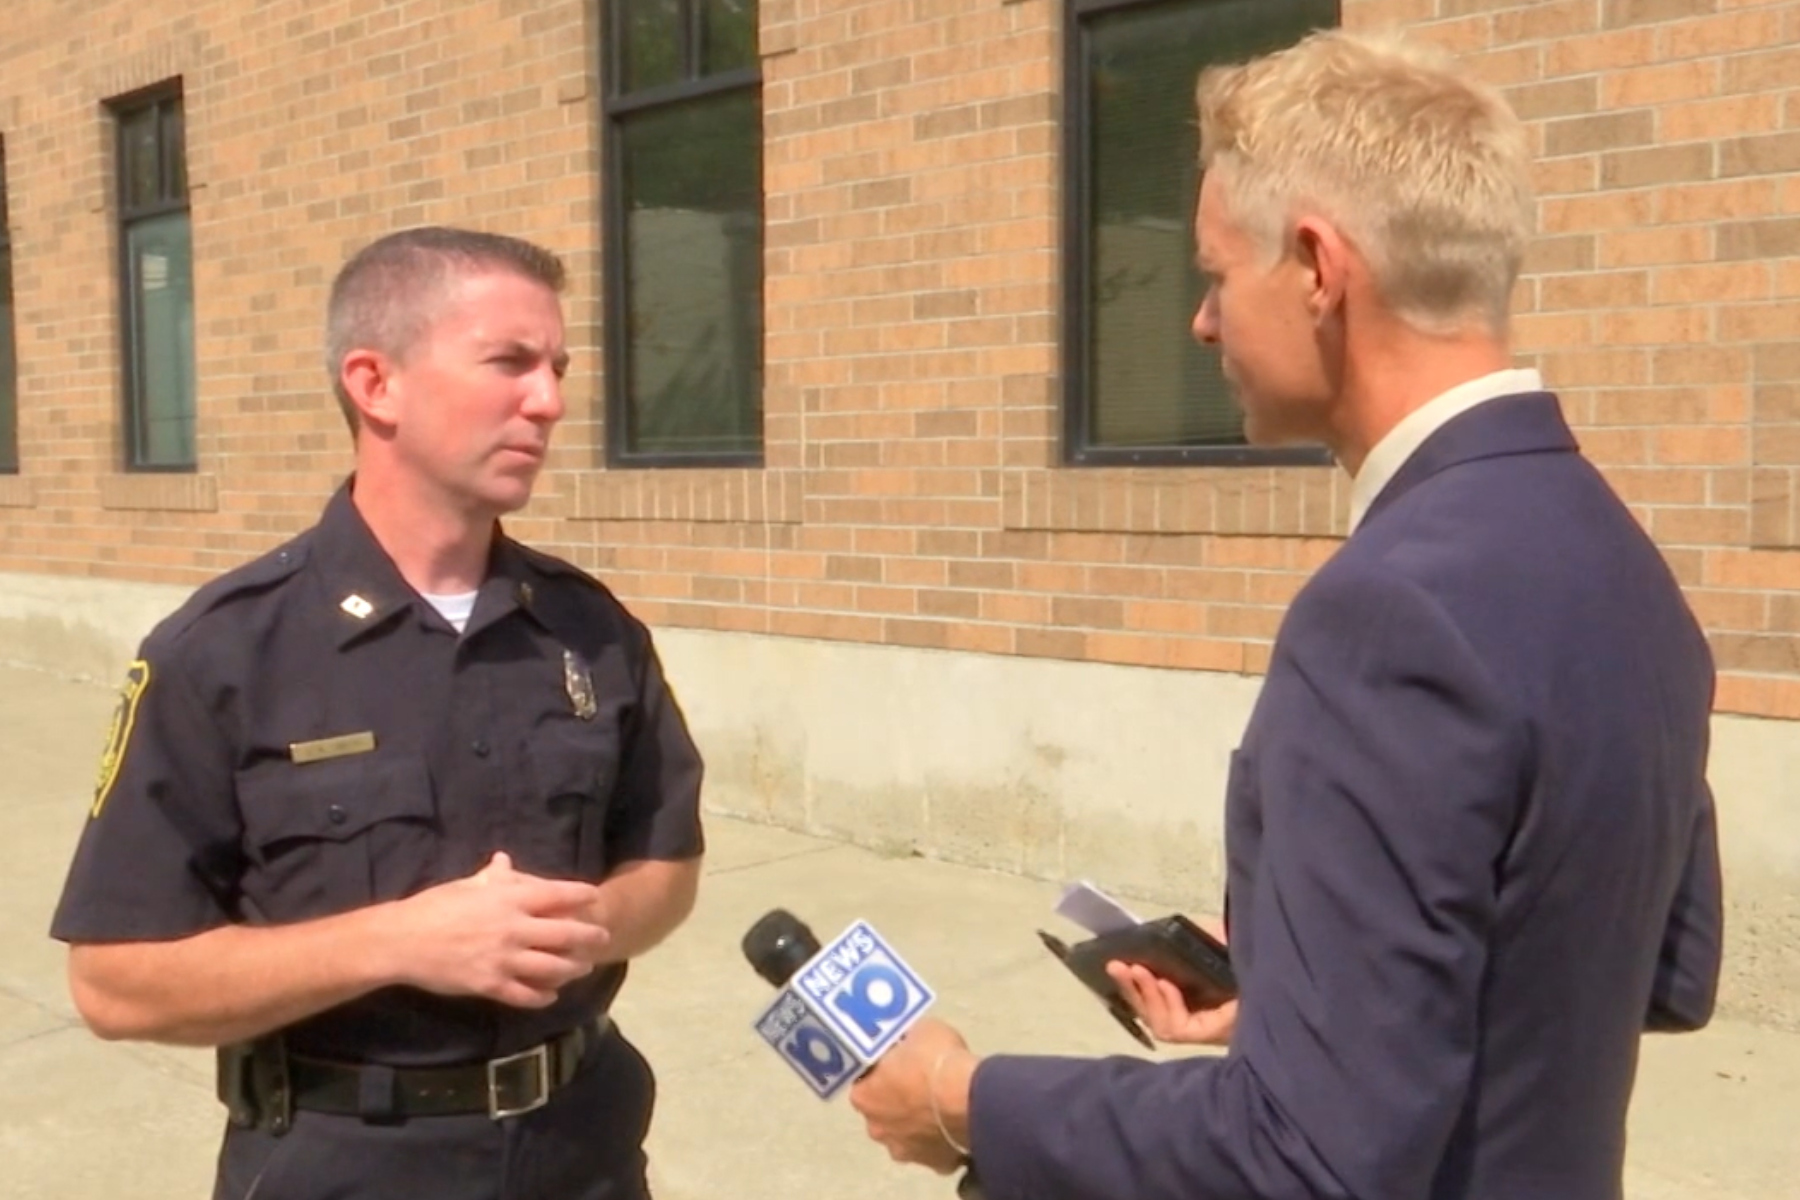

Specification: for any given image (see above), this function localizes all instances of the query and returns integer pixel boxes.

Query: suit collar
[1357,392,1578,532]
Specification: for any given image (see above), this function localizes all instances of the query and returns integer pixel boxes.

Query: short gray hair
[324,226,567,432]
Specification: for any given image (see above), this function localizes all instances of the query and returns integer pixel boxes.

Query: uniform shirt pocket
[235,753,438,922]
[523,723,622,881]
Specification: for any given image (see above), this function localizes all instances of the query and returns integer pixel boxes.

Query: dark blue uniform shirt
[51,484,705,1066]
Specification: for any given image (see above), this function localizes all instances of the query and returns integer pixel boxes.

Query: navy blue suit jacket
[970,394,1724,1200]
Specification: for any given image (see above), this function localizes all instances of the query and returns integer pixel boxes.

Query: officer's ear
[340,347,401,432]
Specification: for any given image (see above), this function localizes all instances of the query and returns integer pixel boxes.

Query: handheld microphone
[742,908,984,1200]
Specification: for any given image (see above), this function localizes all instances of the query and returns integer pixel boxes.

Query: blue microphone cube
[752,920,937,1099]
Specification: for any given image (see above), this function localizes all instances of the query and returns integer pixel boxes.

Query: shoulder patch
[91,660,151,818]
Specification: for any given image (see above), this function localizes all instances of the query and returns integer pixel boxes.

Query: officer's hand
[391,853,612,1008]
[1105,916,1236,1047]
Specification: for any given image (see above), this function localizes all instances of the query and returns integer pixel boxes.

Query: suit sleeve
[603,624,705,864]
[968,568,1525,1200]
[50,635,244,942]
[1645,789,1722,1031]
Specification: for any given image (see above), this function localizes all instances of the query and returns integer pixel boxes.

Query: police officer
[50,226,705,1200]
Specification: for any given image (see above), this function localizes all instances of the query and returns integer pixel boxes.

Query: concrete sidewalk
[1,663,1793,1199]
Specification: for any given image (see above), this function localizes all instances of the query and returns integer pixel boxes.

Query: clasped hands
[389,851,613,1009]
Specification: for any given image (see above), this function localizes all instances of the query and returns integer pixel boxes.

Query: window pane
[0,245,17,472]
[1082,0,1336,451]
[126,212,197,468]
[619,89,763,457]
[162,100,187,200]
[703,0,757,74]
[120,107,161,212]
[617,0,684,93]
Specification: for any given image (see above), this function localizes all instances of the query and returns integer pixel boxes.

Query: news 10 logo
[751,921,935,1099]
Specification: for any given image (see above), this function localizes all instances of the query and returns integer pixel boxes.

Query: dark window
[1064,0,1338,466]
[603,0,763,466]
[0,137,17,473]
[112,85,196,471]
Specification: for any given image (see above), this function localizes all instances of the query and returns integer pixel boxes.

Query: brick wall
[2,0,1799,719]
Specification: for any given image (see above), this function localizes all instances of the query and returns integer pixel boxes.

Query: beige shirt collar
[1346,368,1544,535]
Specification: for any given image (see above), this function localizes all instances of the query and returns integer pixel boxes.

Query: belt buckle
[486,1042,551,1120]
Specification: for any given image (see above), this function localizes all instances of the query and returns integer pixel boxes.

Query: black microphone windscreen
[742,908,822,987]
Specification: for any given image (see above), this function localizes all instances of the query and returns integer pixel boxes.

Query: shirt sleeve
[49,634,244,943]
[968,566,1524,1200]
[603,625,705,864]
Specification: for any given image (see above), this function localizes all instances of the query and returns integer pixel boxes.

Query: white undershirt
[420,590,479,634]
[1347,367,1545,536]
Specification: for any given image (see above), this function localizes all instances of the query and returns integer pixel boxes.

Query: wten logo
[797,921,933,1060]
[754,987,861,1099]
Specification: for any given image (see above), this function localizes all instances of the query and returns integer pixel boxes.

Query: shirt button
[471,740,491,758]
[327,804,348,826]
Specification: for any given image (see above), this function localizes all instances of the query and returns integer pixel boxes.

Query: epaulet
[151,533,314,644]
[513,540,610,594]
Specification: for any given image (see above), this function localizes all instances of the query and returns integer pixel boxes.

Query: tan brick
[1544,109,1655,157]
[1598,225,1713,266]
[1541,270,1650,310]
[1720,131,1800,178]
[1720,43,1800,96]
[1599,57,1718,107]
[1653,425,1749,465]
[1658,6,1786,58]
[1664,94,1784,145]
[1546,26,1658,74]
[1602,143,1715,188]
[1505,76,1598,122]
[1716,218,1800,262]
[1657,178,1783,223]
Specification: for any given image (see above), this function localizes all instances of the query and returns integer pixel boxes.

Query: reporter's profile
[49,227,705,1200]
[848,29,1721,1200]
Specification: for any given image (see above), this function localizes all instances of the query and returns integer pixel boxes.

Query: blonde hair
[1197,29,1534,334]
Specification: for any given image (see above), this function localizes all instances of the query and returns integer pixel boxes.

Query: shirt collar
[1346,367,1544,535]
[312,481,545,647]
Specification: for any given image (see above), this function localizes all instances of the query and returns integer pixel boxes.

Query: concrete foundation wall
[6,569,1794,1028]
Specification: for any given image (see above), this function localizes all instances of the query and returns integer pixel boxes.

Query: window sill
[1003,464,1346,537]
[100,473,218,513]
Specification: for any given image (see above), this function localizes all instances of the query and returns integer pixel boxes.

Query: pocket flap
[237,754,435,848]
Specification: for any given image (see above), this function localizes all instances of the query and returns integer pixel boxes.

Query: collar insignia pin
[340,594,374,620]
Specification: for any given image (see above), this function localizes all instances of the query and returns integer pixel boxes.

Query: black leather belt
[286,1016,609,1120]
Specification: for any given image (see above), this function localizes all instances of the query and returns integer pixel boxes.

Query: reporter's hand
[1105,915,1236,1047]
[388,852,612,1008]
[1106,962,1237,1046]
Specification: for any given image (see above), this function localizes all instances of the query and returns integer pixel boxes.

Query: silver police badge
[563,649,597,720]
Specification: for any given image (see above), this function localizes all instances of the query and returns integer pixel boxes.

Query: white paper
[1054,879,1142,936]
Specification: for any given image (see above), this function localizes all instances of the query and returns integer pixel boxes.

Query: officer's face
[385,268,569,516]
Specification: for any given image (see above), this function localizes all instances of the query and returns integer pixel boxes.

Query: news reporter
[850,28,1720,1200]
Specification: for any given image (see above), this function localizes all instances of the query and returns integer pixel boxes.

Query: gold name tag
[289,731,377,764]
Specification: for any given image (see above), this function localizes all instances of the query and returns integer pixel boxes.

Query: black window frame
[110,81,197,474]
[0,134,18,474]
[1061,0,1334,468]
[600,0,765,469]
